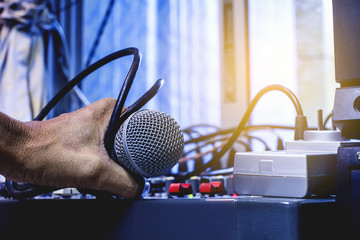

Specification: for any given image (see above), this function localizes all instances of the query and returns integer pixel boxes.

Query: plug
[294,115,308,140]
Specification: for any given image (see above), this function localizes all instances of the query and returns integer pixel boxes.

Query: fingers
[97,159,142,198]
[81,97,128,141]
[74,97,141,198]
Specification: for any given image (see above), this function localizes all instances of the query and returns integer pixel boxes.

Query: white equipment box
[233,130,343,198]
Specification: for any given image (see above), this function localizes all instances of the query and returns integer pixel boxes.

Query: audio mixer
[0,175,339,240]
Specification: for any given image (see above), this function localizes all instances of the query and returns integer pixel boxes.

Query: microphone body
[113,109,184,178]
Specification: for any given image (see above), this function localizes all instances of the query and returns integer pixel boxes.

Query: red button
[169,183,193,195]
[199,182,225,195]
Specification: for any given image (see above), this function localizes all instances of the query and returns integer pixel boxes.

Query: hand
[1,98,141,198]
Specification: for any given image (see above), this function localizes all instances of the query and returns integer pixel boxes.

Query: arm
[0,98,141,198]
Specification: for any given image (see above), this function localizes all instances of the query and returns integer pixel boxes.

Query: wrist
[0,113,33,179]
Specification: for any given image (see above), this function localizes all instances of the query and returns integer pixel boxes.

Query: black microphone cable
[323,112,333,129]
[35,47,140,121]
[175,84,307,182]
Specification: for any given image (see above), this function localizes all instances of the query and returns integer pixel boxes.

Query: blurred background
[63,0,336,148]
[0,0,336,171]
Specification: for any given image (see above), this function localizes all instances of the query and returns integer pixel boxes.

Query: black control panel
[0,196,338,240]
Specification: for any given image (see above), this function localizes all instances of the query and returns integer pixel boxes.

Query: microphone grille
[114,110,184,177]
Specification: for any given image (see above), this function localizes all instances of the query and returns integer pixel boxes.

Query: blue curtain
[0,0,79,121]
[82,0,221,129]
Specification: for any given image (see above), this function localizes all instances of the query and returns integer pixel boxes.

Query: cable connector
[294,115,308,140]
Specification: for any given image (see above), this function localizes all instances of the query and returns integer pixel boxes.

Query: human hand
[1,98,141,198]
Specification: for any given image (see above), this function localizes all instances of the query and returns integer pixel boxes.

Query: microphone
[113,109,184,178]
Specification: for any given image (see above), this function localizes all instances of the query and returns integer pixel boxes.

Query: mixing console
[0,173,341,240]
[0,195,338,240]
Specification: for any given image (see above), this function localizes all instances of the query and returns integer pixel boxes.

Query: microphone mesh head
[114,110,184,177]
